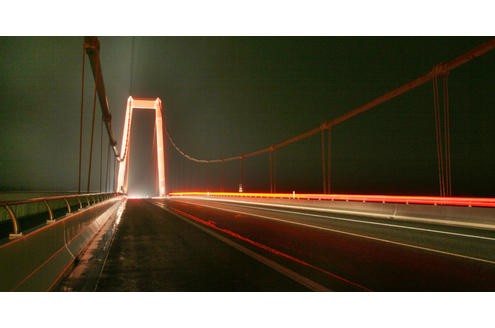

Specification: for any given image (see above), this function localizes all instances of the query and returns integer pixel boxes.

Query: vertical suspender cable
[269,151,273,193]
[105,142,110,192]
[129,37,135,94]
[87,85,98,193]
[198,162,202,190]
[196,161,201,191]
[184,158,188,191]
[433,75,445,197]
[99,114,103,192]
[327,127,331,194]
[217,162,221,191]
[113,156,117,192]
[443,74,452,196]
[187,162,191,191]
[321,129,327,194]
[273,151,277,193]
[190,162,194,191]
[190,158,192,192]
[221,160,225,191]
[78,45,86,194]
[240,156,245,191]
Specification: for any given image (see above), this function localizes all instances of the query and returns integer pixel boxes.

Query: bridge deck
[58,199,308,291]
[57,197,495,292]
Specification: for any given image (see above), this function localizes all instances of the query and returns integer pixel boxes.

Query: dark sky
[1,37,494,196]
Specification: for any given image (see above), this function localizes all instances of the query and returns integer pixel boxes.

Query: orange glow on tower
[117,96,166,197]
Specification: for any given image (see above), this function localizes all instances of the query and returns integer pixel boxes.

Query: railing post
[77,197,83,210]
[5,205,22,239]
[44,200,55,224]
[63,198,71,215]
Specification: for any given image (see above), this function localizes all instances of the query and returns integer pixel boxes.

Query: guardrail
[0,192,118,241]
[0,194,124,291]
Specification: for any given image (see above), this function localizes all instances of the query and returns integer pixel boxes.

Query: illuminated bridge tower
[117,96,166,197]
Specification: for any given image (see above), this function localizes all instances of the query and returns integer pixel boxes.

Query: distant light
[128,193,148,199]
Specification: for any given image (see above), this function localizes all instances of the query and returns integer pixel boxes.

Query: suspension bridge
[1,37,495,291]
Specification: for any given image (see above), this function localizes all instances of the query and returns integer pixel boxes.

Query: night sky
[1,37,494,196]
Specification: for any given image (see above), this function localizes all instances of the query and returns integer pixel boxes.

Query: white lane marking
[172,199,495,266]
[151,202,332,292]
[177,197,495,242]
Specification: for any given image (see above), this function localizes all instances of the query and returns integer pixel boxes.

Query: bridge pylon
[117,96,166,197]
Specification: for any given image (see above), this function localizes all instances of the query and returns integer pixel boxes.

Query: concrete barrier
[0,197,124,291]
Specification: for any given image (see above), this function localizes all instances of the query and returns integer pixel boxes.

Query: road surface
[58,197,495,291]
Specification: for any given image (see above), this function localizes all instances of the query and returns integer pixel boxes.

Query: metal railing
[0,192,119,240]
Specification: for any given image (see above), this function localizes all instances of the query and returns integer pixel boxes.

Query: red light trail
[169,192,495,208]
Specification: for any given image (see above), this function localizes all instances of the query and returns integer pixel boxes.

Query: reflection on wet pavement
[56,200,127,291]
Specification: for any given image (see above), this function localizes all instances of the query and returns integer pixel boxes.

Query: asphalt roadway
[58,198,495,291]
[91,199,307,291]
